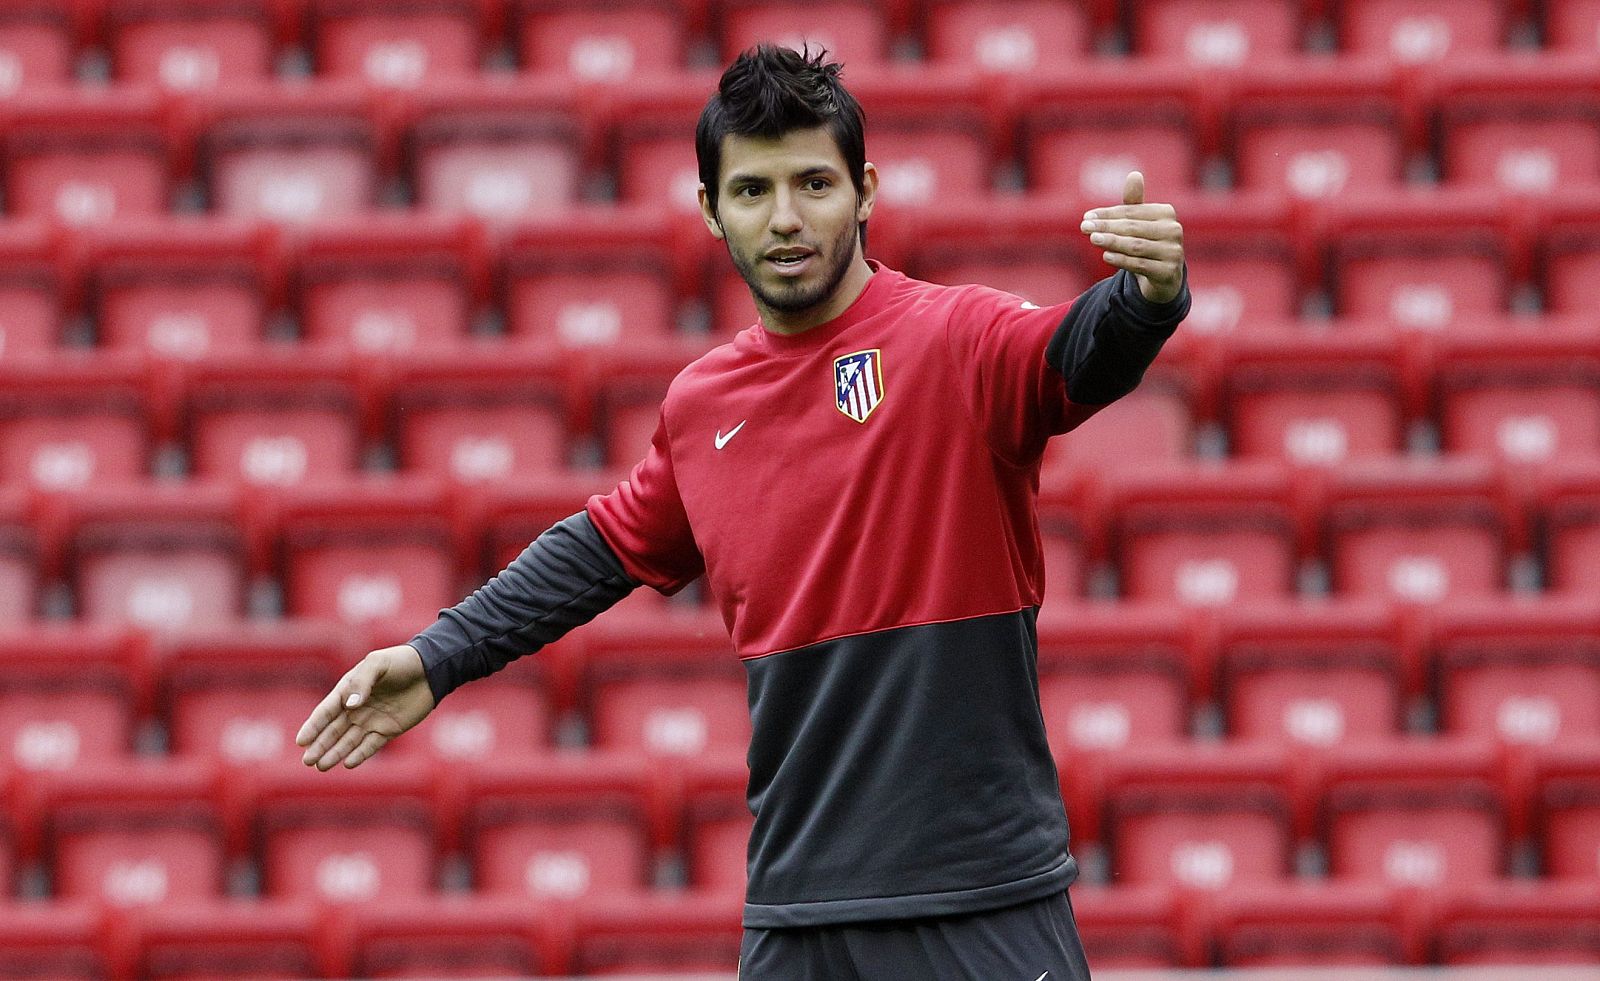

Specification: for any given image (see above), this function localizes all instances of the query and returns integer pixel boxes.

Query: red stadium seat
[1539,188,1600,314]
[0,625,143,774]
[1338,0,1506,63]
[1036,497,1089,604]
[1321,458,1513,603]
[502,209,689,346]
[189,82,387,223]
[452,754,664,900]
[1169,191,1301,336]
[0,902,108,980]
[0,353,150,489]
[1211,881,1421,967]
[109,899,333,980]
[1,89,171,226]
[1433,880,1600,965]
[104,0,279,91]
[289,213,490,352]
[604,70,722,215]
[81,218,281,360]
[517,1,687,81]
[242,760,439,903]
[1529,739,1600,880]
[310,0,489,87]
[1133,0,1301,67]
[1217,599,1413,747]
[0,5,75,96]
[1099,744,1298,891]
[405,78,587,223]
[904,196,1095,307]
[562,893,744,977]
[1103,461,1302,606]
[1015,60,1201,197]
[582,613,749,758]
[1039,377,1197,489]
[678,752,751,894]
[273,479,461,625]
[1434,56,1600,196]
[384,347,574,481]
[0,486,37,620]
[1226,58,1412,200]
[588,340,715,468]
[718,0,889,66]
[0,221,65,357]
[1534,459,1600,595]
[1070,885,1197,969]
[1319,739,1508,888]
[152,622,352,766]
[15,760,227,907]
[1219,328,1416,466]
[331,895,554,979]
[845,69,1000,213]
[181,352,365,487]
[1545,0,1600,53]
[923,0,1093,73]
[387,680,553,763]
[1433,326,1600,466]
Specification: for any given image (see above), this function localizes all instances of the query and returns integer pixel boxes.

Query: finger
[1123,170,1144,206]
[1099,251,1175,280]
[1084,203,1175,223]
[344,731,390,769]
[1086,234,1183,262]
[316,721,370,772]
[302,712,354,766]
[339,659,386,713]
[1080,218,1183,241]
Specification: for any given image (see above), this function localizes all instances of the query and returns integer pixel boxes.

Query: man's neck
[760,255,875,336]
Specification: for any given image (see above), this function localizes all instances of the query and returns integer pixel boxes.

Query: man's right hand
[295,644,435,771]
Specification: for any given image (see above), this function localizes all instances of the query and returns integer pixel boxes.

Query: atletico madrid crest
[834,349,885,424]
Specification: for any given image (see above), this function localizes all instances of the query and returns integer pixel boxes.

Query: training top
[410,260,1189,929]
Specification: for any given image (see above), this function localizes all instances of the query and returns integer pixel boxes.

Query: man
[298,44,1188,979]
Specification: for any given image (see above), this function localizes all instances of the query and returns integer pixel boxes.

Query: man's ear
[698,184,725,240]
[856,162,879,223]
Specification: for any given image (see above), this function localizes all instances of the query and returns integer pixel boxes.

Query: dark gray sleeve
[1045,264,1190,406]
[408,510,639,704]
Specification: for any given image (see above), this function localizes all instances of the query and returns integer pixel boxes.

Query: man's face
[700,126,877,322]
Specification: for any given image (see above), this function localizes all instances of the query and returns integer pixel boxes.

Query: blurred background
[0,0,1597,977]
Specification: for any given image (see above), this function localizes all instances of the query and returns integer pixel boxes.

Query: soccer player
[297,44,1189,979]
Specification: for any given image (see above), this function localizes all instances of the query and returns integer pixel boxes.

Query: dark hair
[696,44,867,240]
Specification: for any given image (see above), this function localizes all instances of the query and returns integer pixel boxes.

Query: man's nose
[769,188,803,234]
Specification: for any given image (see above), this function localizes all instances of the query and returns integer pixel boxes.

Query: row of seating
[2,0,1597,93]
[0,52,1599,228]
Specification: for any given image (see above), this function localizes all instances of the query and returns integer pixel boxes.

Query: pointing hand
[1080,171,1186,305]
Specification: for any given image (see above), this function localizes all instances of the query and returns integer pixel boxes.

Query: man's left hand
[1081,171,1185,305]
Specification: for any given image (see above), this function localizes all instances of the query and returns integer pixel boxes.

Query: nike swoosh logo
[715,420,746,450]
[1021,301,1040,310]
[1033,973,1049,981]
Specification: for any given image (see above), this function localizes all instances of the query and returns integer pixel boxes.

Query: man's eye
[736,185,762,197]
[805,179,830,191]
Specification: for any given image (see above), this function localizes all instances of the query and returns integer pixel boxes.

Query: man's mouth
[765,248,815,275]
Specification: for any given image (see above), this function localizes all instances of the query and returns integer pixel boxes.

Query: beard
[727,219,860,316]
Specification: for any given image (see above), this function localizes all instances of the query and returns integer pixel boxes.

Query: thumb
[341,661,385,709]
[1123,171,1145,206]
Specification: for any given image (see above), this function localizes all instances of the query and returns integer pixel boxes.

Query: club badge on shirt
[834,349,885,424]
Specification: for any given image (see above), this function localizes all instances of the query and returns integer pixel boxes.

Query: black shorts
[737,890,1093,981]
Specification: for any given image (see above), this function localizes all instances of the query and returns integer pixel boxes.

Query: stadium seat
[1432,326,1600,466]
[1210,881,1422,966]
[1337,0,1507,63]
[1038,374,1197,494]
[586,340,716,470]
[1219,328,1417,466]
[0,220,66,357]
[0,625,143,774]
[103,0,280,91]
[903,195,1096,307]
[14,759,228,907]
[108,898,334,980]
[288,212,490,352]
[81,218,281,360]
[1226,57,1412,200]
[0,486,37,621]
[1164,190,1301,336]
[1035,495,1090,604]
[309,0,489,87]
[1070,884,1198,969]
[404,78,588,223]
[1432,879,1600,965]
[180,351,365,487]
[188,82,388,223]
[329,895,555,979]
[1318,739,1508,888]
[582,612,749,758]
[383,346,574,481]
[1102,461,1302,606]
[1433,55,1600,196]
[57,481,249,630]
[1098,744,1298,891]
[272,479,462,625]
[560,892,744,977]
[0,353,150,489]
[1321,458,1514,603]
[923,0,1091,72]
[152,622,353,766]
[1132,0,1302,67]
[0,901,108,979]
[1534,185,1600,314]
[843,68,1000,213]
[602,69,724,216]
[1545,0,1600,53]
[1,89,171,226]
[517,1,688,81]
[451,754,665,900]
[0,4,76,96]
[718,0,890,66]
[501,209,691,346]
[241,760,440,903]
[1533,458,1600,595]
[1216,599,1414,747]
[1528,739,1600,880]
[388,680,553,763]
[678,752,751,894]
[1014,60,1202,197]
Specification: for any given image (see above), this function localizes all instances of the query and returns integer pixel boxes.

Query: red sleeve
[585,413,704,595]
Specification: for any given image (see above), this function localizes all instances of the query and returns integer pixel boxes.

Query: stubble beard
[728,219,860,316]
